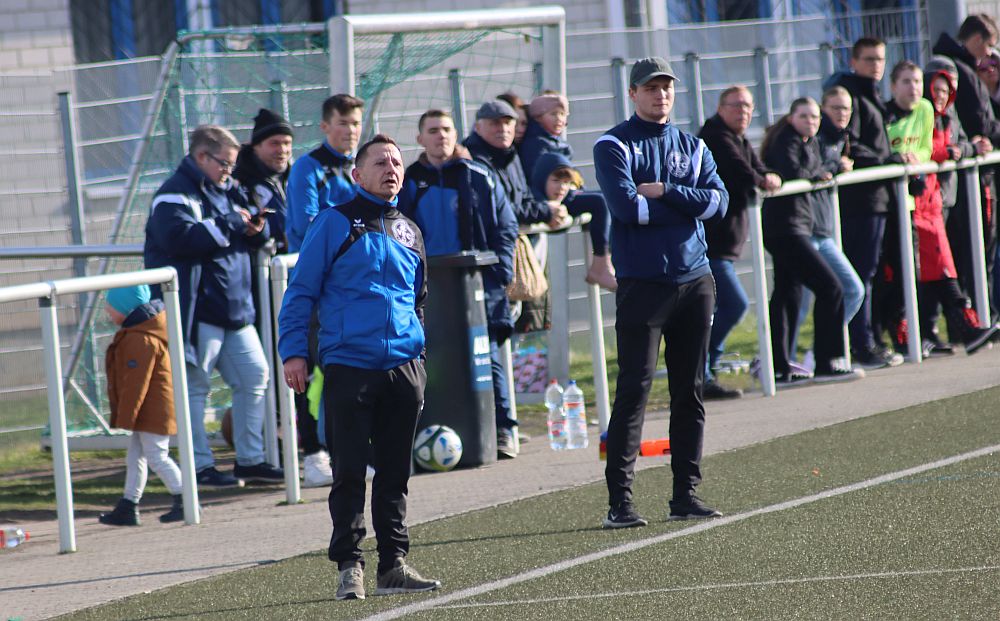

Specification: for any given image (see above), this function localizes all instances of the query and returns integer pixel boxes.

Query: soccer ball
[413,425,463,472]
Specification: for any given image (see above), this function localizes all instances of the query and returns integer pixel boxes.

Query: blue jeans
[706,258,749,378]
[491,340,516,430]
[187,323,269,471]
[794,235,865,354]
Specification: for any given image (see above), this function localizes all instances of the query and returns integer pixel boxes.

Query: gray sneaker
[336,566,365,600]
[374,558,441,595]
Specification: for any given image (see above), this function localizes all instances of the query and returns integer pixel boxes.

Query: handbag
[506,234,549,302]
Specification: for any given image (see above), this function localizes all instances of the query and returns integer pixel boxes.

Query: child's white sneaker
[302,450,333,487]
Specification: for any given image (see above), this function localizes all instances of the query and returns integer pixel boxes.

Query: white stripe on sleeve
[637,195,650,225]
[691,140,705,180]
[594,134,631,165]
[201,219,231,247]
[697,189,721,221]
[151,193,203,221]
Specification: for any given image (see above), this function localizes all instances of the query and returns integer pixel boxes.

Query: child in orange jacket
[98,284,185,526]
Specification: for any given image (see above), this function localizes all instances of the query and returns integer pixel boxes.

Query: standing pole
[499,341,519,454]
[162,274,201,525]
[548,232,570,386]
[685,52,706,128]
[448,69,468,139]
[747,193,775,396]
[964,164,991,325]
[754,47,775,126]
[256,248,280,467]
[830,184,851,366]
[583,234,611,432]
[611,57,630,125]
[271,257,301,505]
[895,177,922,363]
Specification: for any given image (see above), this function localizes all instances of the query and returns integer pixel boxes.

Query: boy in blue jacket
[593,58,729,528]
[398,109,520,458]
[279,135,440,601]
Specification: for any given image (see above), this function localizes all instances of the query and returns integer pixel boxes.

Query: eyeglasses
[722,101,754,111]
[206,152,235,171]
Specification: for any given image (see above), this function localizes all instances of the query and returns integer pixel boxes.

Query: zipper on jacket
[381,211,391,367]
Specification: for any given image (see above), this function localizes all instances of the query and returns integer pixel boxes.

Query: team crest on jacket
[392,219,416,248]
[667,151,691,178]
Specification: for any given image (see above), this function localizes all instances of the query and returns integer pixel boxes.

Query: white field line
[437,565,1000,609]
[359,443,1000,621]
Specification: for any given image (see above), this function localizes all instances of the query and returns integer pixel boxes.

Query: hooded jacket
[106,300,176,436]
[233,143,290,253]
[698,113,773,261]
[519,117,574,186]
[144,156,269,363]
[398,146,518,336]
[826,71,901,217]
[464,132,553,225]
[932,33,1000,145]
[285,142,356,252]
[924,62,976,209]
[761,122,827,238]
[813,113,851,238]
[278,188,427,371]
[593,114,729,284]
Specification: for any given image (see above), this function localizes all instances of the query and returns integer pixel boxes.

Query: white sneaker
[302,451,333,487]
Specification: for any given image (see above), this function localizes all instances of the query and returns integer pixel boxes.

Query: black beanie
[251,108,293,145]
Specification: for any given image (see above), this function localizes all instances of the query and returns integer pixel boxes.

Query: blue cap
[106,284,151,316]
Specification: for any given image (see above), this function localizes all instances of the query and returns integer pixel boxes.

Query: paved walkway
[4,349,1000,620]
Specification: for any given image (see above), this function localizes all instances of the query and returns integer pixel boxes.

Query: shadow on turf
[0,559,278,593]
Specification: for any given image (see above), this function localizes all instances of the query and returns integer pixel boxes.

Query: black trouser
[605,274,714,506]
[295,310,323,455]
[765,234,845,374]
[919,278,976,342]
[323,359,425,574]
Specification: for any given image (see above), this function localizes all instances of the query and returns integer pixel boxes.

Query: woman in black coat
[761,97,857,384]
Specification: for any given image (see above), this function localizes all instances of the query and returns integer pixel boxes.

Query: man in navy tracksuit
[144,125,282,487]
[398,109,519,452]
[594,58,729,528]
[278,135,440,601]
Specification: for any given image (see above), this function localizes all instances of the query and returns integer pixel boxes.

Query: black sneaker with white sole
[964,324,999,355]
[813,366,864,384]
[602,503,648,529]
[668,495,723,521]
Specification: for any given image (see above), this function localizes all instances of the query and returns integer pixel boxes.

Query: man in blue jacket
[279,135,440,601]
[144,125,282,487]
[285,93,362,252]
[398,109,519,458]
[594,58,729,528]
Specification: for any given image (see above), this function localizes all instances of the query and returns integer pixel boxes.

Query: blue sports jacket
[593,114,729,284]
[144,156,269,362]
[398,149,518,335]
[278,188,427,371]
[285,142,356,252]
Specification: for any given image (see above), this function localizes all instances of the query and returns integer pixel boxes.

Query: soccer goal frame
[328,6,567,100]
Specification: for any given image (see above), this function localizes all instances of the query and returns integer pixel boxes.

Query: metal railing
[748,150,999,396]
[0,268,200,554]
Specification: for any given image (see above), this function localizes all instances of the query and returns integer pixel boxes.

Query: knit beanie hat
[528,93,569,119]
[106,284,151,317]
[251,108,294,145]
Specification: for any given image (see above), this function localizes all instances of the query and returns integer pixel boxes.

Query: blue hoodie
[519,118,574,185]
[278,188,427,371]
[592,114,729,284]
[529,151,576,202]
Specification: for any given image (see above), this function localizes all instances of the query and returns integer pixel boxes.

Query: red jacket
[913,123,956,282]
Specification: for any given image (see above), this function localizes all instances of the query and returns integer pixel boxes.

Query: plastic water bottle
[563,380,589,450]
[1,527,29,548]
[544,379,567,451]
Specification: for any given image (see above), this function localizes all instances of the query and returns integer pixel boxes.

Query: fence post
[548,232,571,386]
[820,43,836,81]
[162,274,201,525]
[533,61,545,95]
[256,247,280,468]
[894,176,922,363]
[39,292,76,553]
[753,47,775,126]
[271,257,301,505]
[583,235,611,432]
[611,57,630,125]
[449,68,468,139]
[499,341,519,453]
[747,192,775,396]
[270,80,290,120]
[963,163,991,325]
[830,183,851,367]
[685,52,706,128]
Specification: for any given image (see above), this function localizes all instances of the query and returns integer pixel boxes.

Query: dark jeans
[324,359,425,575]
[764,234,845,374]
[842,213,887,352]
[565,190,611,255]
[605,274,714,506]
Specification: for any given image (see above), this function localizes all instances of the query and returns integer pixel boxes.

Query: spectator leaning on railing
[697,85,781,400]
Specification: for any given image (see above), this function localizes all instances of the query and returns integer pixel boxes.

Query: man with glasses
[827,37,906,370]
[697,85,781,399]
[145,124,283,488]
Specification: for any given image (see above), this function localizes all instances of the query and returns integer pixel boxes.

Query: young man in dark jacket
[398,109,520,458]
[697,85,781,399]
[594,57,729,528]
[279,135,440,602]
[826,36,905,369]
[144,125,281,487]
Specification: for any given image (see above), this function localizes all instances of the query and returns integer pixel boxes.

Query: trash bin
[420,250,499,467]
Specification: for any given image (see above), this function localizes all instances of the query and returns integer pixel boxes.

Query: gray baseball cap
[476,99,518,121]
[630,57,679,86]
